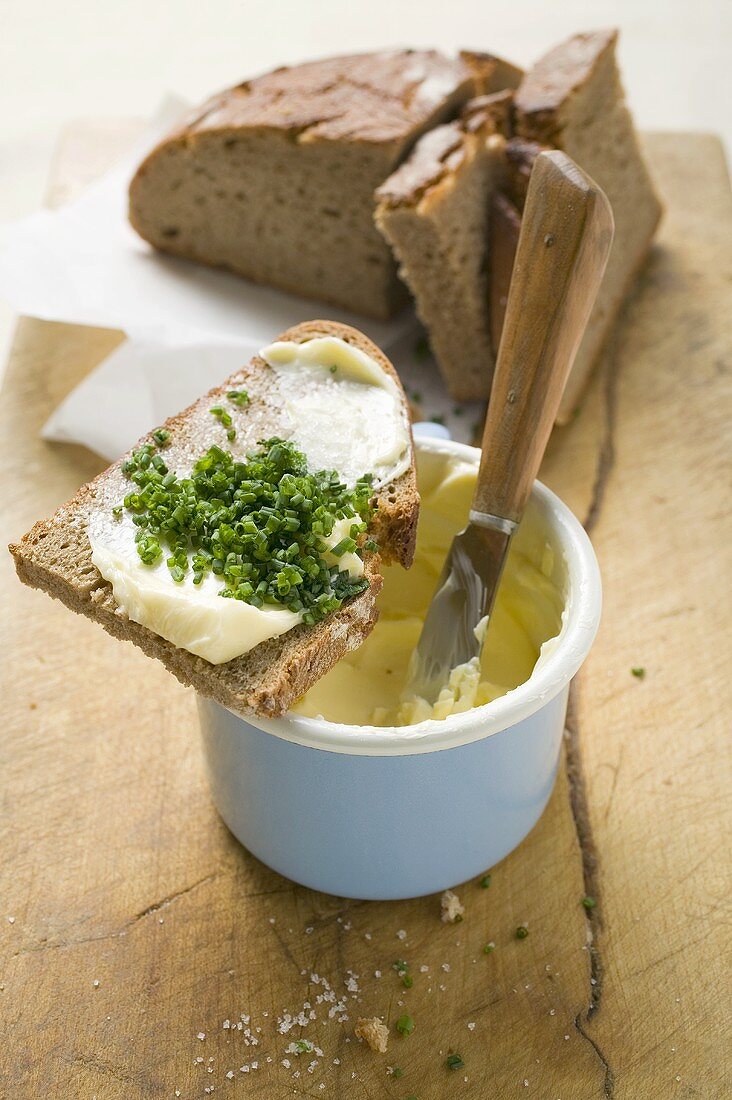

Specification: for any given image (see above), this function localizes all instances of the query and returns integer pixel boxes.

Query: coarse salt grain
[396,929,407,940]
[7,917,14,924]
[468,1022,476,1031]
[197,1033,206,1041]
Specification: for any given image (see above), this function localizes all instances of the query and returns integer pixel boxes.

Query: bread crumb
[441,890,465,923]
[354,1017,389,1054]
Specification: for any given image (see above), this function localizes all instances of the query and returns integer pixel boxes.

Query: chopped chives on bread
[9,321,419,718]
[129,50,521,321]
[513,29,663,420]
[374,92,513,399]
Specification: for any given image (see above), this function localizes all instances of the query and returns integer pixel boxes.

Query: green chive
[329,365,337,374]
[152,428,170,446]
[393,960,409,975]
[364,537,378,552]
[482,941,495,954]
[430,414,446,426]
[293,1039,312,1054]
[516,925,529,940]
[395,1015,414,1036]
[445,1054,464,1071]
[479,874,491,889]
[582,896,597,910]
[226,390,249,406]
[226,428,236,442]
[413,336,430,361]
[112,505,122,520]
[391,1066,405,1079]
[402,974,413,989]
[210,405,233,428]
[631,667,646,679]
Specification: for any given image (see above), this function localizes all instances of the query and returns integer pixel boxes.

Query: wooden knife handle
[473,150,614,525]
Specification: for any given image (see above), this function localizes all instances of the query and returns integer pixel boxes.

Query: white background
[1,0,730,370]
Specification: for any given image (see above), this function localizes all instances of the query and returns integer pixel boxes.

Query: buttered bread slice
[129,50,521,321]
[10,322,419,718]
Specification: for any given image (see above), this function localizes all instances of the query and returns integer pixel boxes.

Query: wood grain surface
[0,126,730,1100]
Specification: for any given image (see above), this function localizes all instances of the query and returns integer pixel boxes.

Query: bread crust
[9,321,419,718]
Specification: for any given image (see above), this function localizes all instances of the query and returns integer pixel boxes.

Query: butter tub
[197,434,601,900]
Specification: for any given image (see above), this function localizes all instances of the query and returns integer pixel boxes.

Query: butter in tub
[293,447,565,726]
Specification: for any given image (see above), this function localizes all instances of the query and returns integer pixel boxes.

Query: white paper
[0,97,411,350]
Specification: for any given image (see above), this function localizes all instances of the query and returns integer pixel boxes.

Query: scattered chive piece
[226,390,249,406]
[210,405,233,428]
[402,974,414,989]
[112,505,122,520]
[392,960,409,975]
[453,406,464,416]
[293,1039,312,1054]
[391,1066,405,1079]
[226,428,236,442]
[445,1054,465,1071]
[364,537,378,553]
[631,667,646,679]
[582,896,597,910]
[395,1015,414,1037]
[329,364,337,374]
[152,428,170,446]
[411,390,422,404]
[479,874,491,889]
[430,414,446,426]
[483,941,495,954]
[516,925,529,940]
[413,335,430,361]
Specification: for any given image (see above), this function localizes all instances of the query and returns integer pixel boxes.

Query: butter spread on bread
[10,322,419,717]
[87,337,411,664]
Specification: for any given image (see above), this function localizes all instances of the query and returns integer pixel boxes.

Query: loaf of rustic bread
[129,49,522,321]
[9,321,419,717]
[374,30,661,419]
[374,92,512,400]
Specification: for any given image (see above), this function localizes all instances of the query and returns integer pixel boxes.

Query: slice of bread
[9,321,419,718]
[514,29,663,420]
[129,50,520,322]
[374,92,513,400]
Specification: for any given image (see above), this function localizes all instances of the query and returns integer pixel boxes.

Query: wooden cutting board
[0,126,729,1100]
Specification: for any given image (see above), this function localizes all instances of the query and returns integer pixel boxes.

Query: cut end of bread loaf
[9,321,419,718]
[375,94,512,400]
[514,29,663,420]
